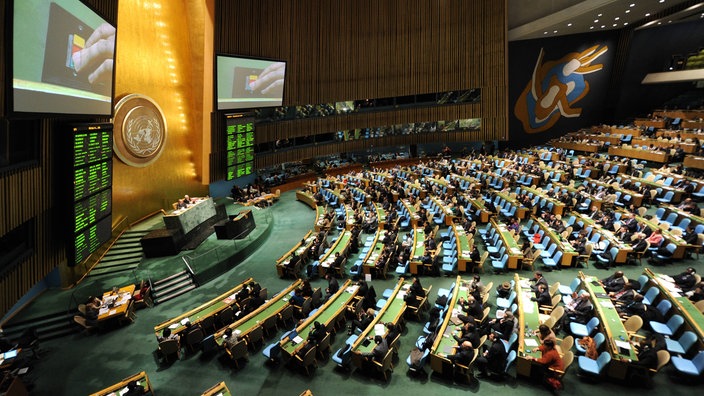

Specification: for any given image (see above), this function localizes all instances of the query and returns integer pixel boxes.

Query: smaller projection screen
[12,0,116,116]
[216,55,286,111]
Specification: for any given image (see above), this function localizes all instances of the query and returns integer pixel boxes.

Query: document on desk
[99,307,109,315]
[614,339,631,350]
[396,291,407,300]
[524,338,539,347]
[292,335,304,344]
[374,323,386,336]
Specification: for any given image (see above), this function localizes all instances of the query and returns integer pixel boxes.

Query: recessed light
[601,25,606,28]
[624,22,629,26]
[626,10,631,13]
[660,0,665,3]
[590,26,595,29]
[544,31,548,34]
[598,13,603,17]
[613,23,618,27]
[567,23,572,27]
[657,21,662,24]
[594,19,599,23]
[668,20,672,23]
[615,17,620,20]
[645,13,650,16]
[630,3,635,7]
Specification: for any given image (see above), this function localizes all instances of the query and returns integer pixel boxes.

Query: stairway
[87,230,149,277]
[151,270,197,305]
[1,311,76,342]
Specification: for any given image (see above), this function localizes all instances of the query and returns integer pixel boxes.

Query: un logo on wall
[113,94,167,167]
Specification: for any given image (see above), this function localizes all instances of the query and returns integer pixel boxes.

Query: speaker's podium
[215,209,256,239]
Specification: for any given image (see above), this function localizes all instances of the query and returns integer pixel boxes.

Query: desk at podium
[214,209,256,239]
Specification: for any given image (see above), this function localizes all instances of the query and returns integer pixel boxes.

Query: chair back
[653,350,670,373]
[159,339,179,355]
[692,351,704,372]
[560,335,574,352]
[229,339,248,360]
[624,315,643,333]
[593,333,606,350]
[656,300,672,316]
[186,327,204,346]
[505,350,517,373]
[667,315,684,333]
[643,287,660,304]
[562,350,574,373]
[507,332,518,351]
[549,282,560,297]
[596,351,612,371]
[586,317,600,333]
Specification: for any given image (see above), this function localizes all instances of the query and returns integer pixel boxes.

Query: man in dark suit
[531,283,552,306]
[601,271,626,293]
[530,271,549,292]
[325,274,339,299]
[447,340,474,366]
[476,331,508,377]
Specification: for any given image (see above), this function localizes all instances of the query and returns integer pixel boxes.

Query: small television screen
[12,0,115,116]
[216,55,286,111]
[672,118,681,125]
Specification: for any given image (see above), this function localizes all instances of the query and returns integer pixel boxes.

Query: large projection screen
[12,0,116,116]
[216,55,286,111]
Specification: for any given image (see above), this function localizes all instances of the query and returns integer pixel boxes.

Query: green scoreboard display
[69,124,113,266]
[225,115,255,180]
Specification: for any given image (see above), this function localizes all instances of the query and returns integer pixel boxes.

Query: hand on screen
[72,23,116,86]
[249,62,285,95]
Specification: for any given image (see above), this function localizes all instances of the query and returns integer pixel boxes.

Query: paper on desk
[99,307,109,315]
[180,318,190,326]
[397,291,407,299]
[524,338,539,347]
[522,297,534,314]
[109,309,117,315]
[614,339,631,350]
[293,336,304,344]
[374,323,386,336]
[600,300,614,308]
[168,323,179,329]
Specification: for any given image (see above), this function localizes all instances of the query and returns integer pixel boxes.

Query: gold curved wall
[112,0,211,222]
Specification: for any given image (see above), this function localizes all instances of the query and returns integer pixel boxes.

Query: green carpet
[19,190,704,395]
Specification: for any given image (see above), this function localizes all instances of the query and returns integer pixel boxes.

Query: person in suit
[529,339,563,389]
[486,311,515,340]
[531,283,552,306]
[352,308,375,332]
[325,274,339,299]
[562,291,593,327]
[458,295,483,322]
[364,335,389,363]
[475,331,508,377]
[405,277,425,308]
[453,322,481,351]
[221,328,240,349]
[157,327,179,343]
[601,270,626,293]
[672,267,697,292]
[530,271,549,292]
[284,252,300,278]
[446,340,474,366]
[469,246,481,271]
[123,380,146,396]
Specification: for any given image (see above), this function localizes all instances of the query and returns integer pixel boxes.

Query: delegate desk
[634,215,687,259]
[296,190,317,209]
[608,146,669,163]
[153,278,253,339]
[314,205,327,232]
[350,278,407,369]
[684,155,704,171]
[489,220,523,270]
[551,140,601,153]
[429,276,470,375]
[214,209,256,240]
[642,269,704,343]
[453,225,476,272]
[409,228,427,275]
[279,280,358,359]
[496,192,529,220]
[88,371,153,396]
[574,212,632,264]
[361,229,387,276]
[463,195,492,223]
[520,186,565,216]
[98,285,136,323]
[634,119,666,129]
[318,231,352,277]
[579,272,639,380]
[515,274,544,378]
[532,216,577,267]
[164,197,217,235]
[276,230,316,277]
[214,280,301,348]
[201,381,231,396]
[399,199,422,228]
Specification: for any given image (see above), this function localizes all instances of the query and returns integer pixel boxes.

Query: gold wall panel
[112,0,209,221]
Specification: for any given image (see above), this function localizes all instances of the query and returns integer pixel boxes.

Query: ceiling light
[630,3,635,7]
[659,0,665,3]
[624,22,629,26]
[626,10,631,13]
[544,31,548,34]
[598,13,603,17]
[554,30,558,33]
[615,17,620,20]
[613,23,618,27]
[567,23,572,27]
[594,19,599,22]
[645,13,650,16]
[657,21,662,24]
[590,26,594,29]
[601,25,606,28]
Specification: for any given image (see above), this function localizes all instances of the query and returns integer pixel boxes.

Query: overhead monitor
[12,0,116,116]
[216,55,286,111]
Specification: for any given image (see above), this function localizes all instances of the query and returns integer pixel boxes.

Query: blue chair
[642,287,660,305]
[666,331,698,356]
[570,317,599,337]
[655,299,672,317]
[559,278,580,296]
[653,243,677,264]
[575,332,605,354]
[442,258,458,275]
[577,351,611,377]
[654,207,666,220]
[650,314,684,337]
[497,291,517,310]
[502,350,517,376]
[491,254,509,273]
[262,341,281,362]
[542,250,563,269]
[670,351,704,379]
[505,332,518,352]
[406,348,431,374]
[656,191,675,204]
[540,243,557,259]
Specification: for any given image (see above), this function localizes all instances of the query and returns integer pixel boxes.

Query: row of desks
[89,372,232,396]
[153,278,253,338]
[643,269,704,343]
[430,276,470,375]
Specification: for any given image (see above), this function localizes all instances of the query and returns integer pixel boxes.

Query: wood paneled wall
[213,0,507,178]
[0,0,118,318]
